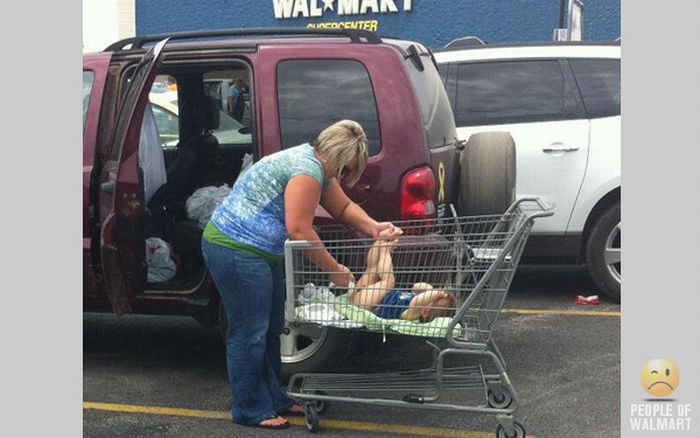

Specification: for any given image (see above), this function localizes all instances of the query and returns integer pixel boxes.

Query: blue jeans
[201,239,294,426]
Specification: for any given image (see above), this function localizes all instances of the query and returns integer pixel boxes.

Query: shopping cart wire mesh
[284,198,552,345]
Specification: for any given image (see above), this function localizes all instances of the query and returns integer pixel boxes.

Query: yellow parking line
[83,402,229,420]
[83,401,527,438]
[501,308,620,317]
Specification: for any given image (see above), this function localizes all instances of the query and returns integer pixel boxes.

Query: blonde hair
[314,120,368,187]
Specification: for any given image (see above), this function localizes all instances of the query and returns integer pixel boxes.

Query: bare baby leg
[350,238,397,310]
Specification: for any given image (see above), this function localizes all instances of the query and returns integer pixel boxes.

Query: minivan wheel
[218,303,355,381]
[459,132,516,216]
[585,203,621,302]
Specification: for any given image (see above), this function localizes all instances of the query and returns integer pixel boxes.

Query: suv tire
[280,326,356,381]
[585,203,621,302]
[459,132,516,216]
[218,302,355,381]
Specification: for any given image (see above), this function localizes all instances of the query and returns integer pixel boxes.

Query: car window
[570,59,620,118]
[149,85,252,147]
[213,108,252,145]
[204,70,253,130]
[277,60,381,155]
[83,71,95,131]
[438,64,448,85]
[404,52,456,149]
[151,104,179,145]
[454,60,580,126]
[218,109,242,130]
[204,81,224,110]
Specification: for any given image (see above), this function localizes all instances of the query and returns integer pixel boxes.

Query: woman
[201,120,400,429]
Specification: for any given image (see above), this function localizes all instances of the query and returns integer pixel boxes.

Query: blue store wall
[136,0,620,48]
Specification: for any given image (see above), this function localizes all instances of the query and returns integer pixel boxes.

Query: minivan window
[277,60,381,155]
[570,59,620,118]
[83,71,95,131]
[454,60,580,126]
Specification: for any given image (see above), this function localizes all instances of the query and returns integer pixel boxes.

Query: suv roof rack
[105,27,383,52]
[444,36,486,49]
[434,40,621,52]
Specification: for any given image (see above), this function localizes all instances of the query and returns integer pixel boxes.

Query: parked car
[83,28,508,378]
[434,41,621,301]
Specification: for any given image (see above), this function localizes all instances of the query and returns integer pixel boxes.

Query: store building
[135,0,620,48]
[83,0,136,52]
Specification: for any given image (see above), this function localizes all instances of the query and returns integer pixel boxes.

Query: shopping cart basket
[284,198,553,437]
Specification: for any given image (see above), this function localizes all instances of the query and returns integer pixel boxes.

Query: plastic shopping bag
[185,184,231,228]
[146,237,178,283]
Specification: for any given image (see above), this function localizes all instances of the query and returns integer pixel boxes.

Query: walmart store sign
[273,0,413,19]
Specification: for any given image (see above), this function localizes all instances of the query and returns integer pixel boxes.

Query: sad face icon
[641,359,679,398]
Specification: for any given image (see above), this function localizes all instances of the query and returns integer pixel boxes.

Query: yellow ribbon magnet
[438,162,446,203]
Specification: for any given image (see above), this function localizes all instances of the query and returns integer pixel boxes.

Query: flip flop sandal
[257,416,290,430]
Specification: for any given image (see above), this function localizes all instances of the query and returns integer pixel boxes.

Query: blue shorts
[375,290,415,320]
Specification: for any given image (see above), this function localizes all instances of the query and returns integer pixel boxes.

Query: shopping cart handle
[506,197,554,220]
[512,196,551,212]
[532,197,552,212]
[284,239,316,250]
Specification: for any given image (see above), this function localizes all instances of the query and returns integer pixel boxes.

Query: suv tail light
[400,166,437,220]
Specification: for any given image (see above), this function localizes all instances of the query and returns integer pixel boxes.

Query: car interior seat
[145,96,220,267]
[166,95,221,202]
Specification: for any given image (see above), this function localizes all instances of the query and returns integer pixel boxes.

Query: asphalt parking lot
[83,266,620,438]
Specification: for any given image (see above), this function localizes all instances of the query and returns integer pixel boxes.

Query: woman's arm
[320,179,374,234]
[285,175,354,287]
[321,179,400,238]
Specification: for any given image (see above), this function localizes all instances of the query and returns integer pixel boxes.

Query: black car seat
[166,95,221,201]
[147,96,221,269]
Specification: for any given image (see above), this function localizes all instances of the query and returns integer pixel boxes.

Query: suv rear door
[445,59,589,239]
[400,44,459,219]
[258,42,431,220]
[99,39,168,315]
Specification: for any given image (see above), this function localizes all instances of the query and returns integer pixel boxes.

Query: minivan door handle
[542,142,579,153]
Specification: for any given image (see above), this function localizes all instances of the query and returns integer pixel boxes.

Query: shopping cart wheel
[495,420,525,438]
[487,389,513,409]
[312,391,328,414]
[304,403,320,433]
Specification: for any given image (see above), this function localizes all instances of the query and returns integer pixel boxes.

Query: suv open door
[99,39,168,315]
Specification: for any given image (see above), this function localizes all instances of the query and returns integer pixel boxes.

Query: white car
[435,42,621,301]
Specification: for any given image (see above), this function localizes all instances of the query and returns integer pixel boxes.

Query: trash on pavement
[574,294,601,305]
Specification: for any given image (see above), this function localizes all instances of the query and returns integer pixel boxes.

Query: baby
[349,230,455,323]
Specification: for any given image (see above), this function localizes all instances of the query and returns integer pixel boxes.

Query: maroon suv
[83,28,460,375]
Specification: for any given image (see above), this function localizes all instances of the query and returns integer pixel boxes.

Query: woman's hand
[372,222,403,239]
[330,264,355,288]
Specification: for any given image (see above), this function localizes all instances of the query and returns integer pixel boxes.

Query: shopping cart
[284,198,553,437]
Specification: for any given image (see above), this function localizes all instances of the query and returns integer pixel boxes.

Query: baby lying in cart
[349,230,456,323]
